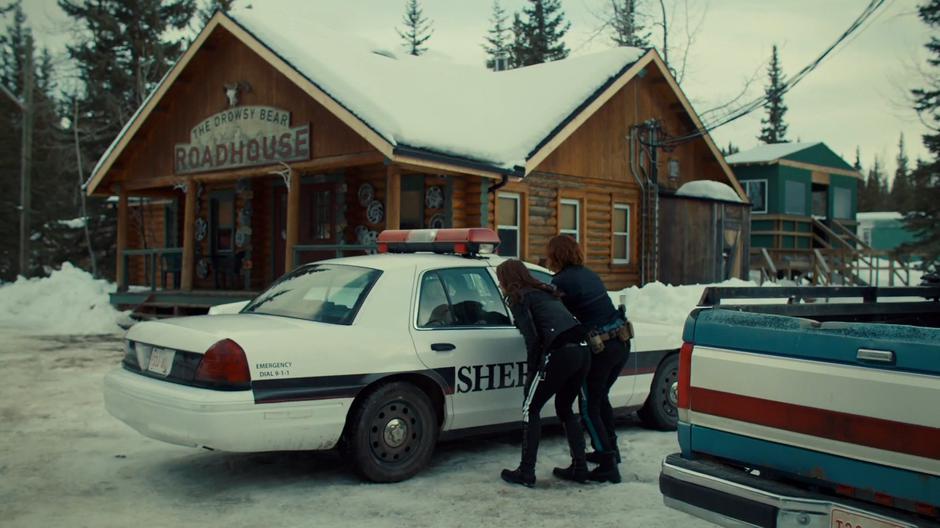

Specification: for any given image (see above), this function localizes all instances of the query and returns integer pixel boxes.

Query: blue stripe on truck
[684,308,940,376]
[689,425,940,508]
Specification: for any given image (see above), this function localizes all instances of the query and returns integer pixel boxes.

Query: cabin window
[496,193,520,258]
[559,199,581,241]
[210,191,235,253]
[612,204,631,264]
[744,180,767,214]
[311,189,333,240]
[833,187,853,219]
[784,180,807,216]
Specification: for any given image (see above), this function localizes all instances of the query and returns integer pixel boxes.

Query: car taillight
[677,341,693,410]
[122,340,139,369]
[195,339,251,389]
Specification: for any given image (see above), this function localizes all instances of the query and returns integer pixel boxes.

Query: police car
[103,228,679,482]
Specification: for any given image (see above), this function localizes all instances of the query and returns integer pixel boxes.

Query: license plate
[147,348,175,376]
[831,508,908,528]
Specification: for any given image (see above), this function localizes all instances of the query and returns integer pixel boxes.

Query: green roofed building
[727,142,864,281]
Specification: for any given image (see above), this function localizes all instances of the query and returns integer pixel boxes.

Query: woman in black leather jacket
[495,259,591,488]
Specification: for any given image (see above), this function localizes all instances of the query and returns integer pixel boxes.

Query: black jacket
[551,265,620,330]
[509,288,585,375]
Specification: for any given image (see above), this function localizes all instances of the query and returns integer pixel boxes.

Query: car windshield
[242,264,382,325]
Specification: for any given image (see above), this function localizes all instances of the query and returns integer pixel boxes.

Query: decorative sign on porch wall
[174,106,311,174]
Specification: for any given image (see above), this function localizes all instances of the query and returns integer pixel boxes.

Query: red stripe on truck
[690,387,940,460]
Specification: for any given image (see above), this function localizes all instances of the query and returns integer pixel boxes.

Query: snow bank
[675,180,743,203]
[610,278,756,327]
[0,263,127,335]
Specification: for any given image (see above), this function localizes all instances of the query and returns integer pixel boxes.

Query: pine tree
[720,141,739,157]
[483,0,511,70]
[891,133,913,213]
[757,45,788,144]
[510,0,571,67]
[0,3,85,279]
[59,0,197,279]
[907,1,940,267]
[859,157,889,212]
[609,0,650,48]
[199,0,238,25]
[853,146,863,172]
[397,0,433,56]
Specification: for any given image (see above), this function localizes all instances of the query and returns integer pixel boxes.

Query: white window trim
[745,179,768,215]
[559,198,581,241]
[497,192,521,258]
[612,203,631,264]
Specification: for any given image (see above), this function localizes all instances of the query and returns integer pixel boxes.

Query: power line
[646,0,888,149]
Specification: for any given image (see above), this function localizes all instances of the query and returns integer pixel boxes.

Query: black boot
[553,460,589,483]
[587,451,621,484]
[501,467,535,488]
[554,416,589,483]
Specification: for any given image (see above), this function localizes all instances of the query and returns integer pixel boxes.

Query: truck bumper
[660,454,937,528]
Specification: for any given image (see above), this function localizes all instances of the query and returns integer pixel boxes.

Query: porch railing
[121,248,183,291]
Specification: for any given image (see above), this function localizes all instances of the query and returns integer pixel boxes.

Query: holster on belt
[616,321,634,341]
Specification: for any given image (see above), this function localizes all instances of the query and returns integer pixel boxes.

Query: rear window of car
[242,264,381,325]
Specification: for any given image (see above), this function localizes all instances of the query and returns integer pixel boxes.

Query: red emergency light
[377,228,501,255]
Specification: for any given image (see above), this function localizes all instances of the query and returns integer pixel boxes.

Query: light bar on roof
[377,228,500,255]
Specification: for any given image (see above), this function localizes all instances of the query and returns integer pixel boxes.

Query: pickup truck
[660,286,940,528]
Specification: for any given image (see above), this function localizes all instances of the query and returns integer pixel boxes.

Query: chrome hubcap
[383,418,408,448]
[668,381,679,407]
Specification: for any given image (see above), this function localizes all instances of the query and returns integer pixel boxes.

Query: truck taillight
[195,339,251,389]
[677,342,693,410]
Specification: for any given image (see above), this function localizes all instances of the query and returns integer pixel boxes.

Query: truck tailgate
[680,309,940,510]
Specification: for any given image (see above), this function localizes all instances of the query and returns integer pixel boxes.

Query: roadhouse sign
[174,106,310,174]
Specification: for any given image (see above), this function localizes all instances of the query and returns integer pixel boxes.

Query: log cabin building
[86,8,748,313]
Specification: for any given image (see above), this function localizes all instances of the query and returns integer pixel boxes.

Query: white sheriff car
[103,228,679,482]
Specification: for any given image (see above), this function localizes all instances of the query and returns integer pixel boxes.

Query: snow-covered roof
[857,212,904,222]
[674,180,744,203]
[725,142,822,165]
[227,4,645,170]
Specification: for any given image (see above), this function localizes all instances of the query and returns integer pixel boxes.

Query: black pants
[580,338,630,454]
[519,343,591,472]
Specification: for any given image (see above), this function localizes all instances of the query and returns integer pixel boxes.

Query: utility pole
[18,35,33,277]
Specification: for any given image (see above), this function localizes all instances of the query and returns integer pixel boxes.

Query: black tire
[638,354,679,431]
[346,382,438,482]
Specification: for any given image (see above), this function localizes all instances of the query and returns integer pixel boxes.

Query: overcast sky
[20,0,934,182]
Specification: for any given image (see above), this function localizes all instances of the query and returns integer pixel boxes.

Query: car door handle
[431,343,456,352]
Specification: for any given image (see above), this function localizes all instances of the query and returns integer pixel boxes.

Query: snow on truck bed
[228,3,645,170]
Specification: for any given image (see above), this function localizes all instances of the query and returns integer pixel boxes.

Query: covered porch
[112,154,494,314]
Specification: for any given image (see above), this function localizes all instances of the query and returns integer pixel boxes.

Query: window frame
[413,267,513,331]
[558,198,582,242]
[496,192,521,258]
[612,203,631,265]
[784,180,808,216]
[744,179,768,215]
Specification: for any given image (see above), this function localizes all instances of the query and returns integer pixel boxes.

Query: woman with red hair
[495,259,591,488]
[546,235,630,484]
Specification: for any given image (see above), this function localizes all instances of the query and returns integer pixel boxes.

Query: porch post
[116,187,128,291]
[285,169,300,271]
[386,164,401,229]
[181,181,196,291]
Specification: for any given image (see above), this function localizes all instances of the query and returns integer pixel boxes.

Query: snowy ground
[0,327,709,528]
